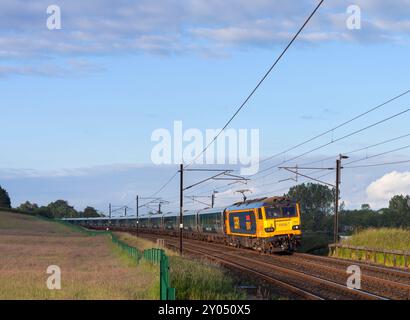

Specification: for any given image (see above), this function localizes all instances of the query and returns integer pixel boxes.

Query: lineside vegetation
[116,232,246,300]
[342,228,410,251]
[0,212,159,299]
[332,228,410,268]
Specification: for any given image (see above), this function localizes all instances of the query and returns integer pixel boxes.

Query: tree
[82,206,100,218]
[0,185,11,208]
[47,200,78,218]
[361,204,371,211]
[386,194,410,228]
[389,195,410,212]
[17,201,39,213]
[286,183,334,231]
[36,206,53,218]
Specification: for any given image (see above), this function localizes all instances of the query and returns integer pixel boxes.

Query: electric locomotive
[224,196,301,252]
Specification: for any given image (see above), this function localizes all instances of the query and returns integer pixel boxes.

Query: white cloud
[0,0,409,76]
[0,163,151,179]
[0,59,103,78]
[366,171,410,208]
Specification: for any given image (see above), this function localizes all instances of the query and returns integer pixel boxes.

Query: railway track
[238,249,410,299]
[295,252,410,285]
[164,241,323,300]
[135,232,397,300]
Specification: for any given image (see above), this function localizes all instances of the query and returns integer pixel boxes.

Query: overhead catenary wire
[129,3,410,210]
[235,90,410,202]
[136,169,179,212]
[256,89,410,169]
[142,3,409,206]
[148,170,179,198]
[189,107,410,198]
[299,132,410,167]
[184,0,325,169]
[229,89,410,194]
[284,152,410,187]
[258,108,410,178]
[281,138,410,181]
[343,144,410,166]
[183,93,410,199]
[259,141,410,192]
[288,158,410,190]
[273,141,410,185]
[181,150,410,208]
[344,159,410,168]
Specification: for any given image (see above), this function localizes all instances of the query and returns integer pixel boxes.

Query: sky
[1,0,410,215]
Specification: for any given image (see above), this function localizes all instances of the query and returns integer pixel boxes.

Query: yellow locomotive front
[224,197,301,252]
[260,200,301,251]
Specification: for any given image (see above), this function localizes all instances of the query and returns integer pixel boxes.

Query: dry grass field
[0,212,159,300]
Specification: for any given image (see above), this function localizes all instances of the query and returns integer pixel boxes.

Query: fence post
[160,253,164,299]
[159,250,175,300]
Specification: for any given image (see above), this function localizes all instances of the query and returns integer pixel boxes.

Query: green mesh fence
[160,252,176,300]
[110,233,175,300]
[111,233,143,261]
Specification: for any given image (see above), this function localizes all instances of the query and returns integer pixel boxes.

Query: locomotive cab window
[282,206,296,217]
[265,207,281,218]
[265,206,297,218]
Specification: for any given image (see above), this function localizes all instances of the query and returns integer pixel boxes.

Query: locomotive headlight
[264,227,275,232]
[292,225,300,230]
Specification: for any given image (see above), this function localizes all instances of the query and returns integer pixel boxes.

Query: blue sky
[1,0,410,214]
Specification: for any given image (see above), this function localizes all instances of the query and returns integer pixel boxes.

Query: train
[63,196,302,253]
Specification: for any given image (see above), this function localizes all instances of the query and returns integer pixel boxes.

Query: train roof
[61,216,132,221]
[162,210,198,217]
[148,214,163,219]
[225,196,294,211]
[198,207,225,215]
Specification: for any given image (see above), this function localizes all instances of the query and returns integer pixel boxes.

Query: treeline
[0,185,101,219]
[286,183,410,234]
[339,195,410,231]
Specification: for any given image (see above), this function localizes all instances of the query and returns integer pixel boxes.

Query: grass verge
[331,228,410,268]
[115,232,246,300]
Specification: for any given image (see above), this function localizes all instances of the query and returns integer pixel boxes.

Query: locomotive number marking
[234,217,240,229]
